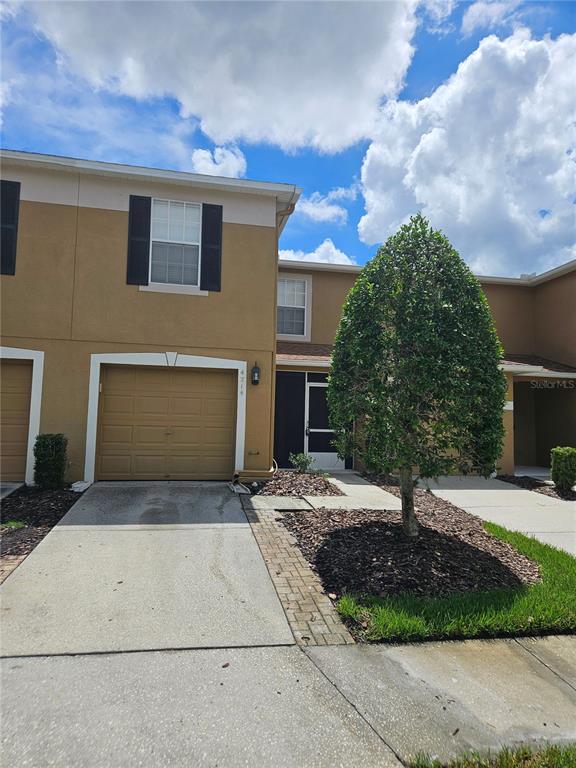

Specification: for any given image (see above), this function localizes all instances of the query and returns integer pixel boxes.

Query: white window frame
[140,198,206,296]
[277,273,312,342]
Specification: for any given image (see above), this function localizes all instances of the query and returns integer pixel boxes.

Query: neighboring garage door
[97,366,237,480]
[0,360,32,482]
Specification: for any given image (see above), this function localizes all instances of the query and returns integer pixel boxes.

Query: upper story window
[277,276,311,340]
[150,199,201,286]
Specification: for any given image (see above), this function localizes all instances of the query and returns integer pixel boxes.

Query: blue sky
[2,1,574,275]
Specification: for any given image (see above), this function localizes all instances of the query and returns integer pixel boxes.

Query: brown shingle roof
[276,342,333,362]
[276,343,576,375]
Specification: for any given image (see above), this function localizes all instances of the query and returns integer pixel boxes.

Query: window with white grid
[277,278,307,336]
[150,199,201,286]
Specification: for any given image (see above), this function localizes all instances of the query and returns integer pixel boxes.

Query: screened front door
[304,381,345,471]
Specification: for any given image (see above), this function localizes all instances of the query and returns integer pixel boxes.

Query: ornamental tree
[328,214,507,538]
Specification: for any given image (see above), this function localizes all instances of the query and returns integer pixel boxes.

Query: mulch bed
[1,486,82,560]
[498,474,576,502]
[258,470,343,497]
[281,482,540,599]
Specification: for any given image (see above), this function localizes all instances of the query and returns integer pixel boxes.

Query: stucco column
[500,373,515,474]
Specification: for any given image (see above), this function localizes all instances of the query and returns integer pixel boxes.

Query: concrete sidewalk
[421,476,576,555]
[0,482,294,656]
[2,636,574,766]
[305,472,401,510]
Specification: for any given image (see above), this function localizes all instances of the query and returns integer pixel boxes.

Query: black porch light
[251,362,261,385]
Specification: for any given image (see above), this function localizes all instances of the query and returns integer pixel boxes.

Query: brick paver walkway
[243,501,354,646]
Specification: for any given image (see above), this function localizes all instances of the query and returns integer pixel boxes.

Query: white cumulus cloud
[461,0,521,36]
[190,146,246,178]
[279,239,357,266]
[22,0,419,153]
[359,30,576,276]
[296,185,359,226]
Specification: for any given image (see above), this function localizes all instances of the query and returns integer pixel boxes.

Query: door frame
[0,346,45,485]
[304,379,344,471]
[84,351,247,484]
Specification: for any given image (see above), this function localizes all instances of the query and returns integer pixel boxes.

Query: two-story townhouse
[274,259,576,475]
[1,150,574,486]
[0,150,300,485]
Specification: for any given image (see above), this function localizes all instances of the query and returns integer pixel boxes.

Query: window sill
[139,283,209,296]
[277,333,311,342]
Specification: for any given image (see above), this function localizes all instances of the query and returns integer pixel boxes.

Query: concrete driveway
[0,482,293,656]
[421,476,576,555]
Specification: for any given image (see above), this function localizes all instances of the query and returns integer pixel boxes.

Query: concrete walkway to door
[0,482,294,656]
[421,475,576,555]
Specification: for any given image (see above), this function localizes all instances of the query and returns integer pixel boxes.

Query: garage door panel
[170,396,203,417]
[102,394,135,416]
[0,360,32,482]
[135,396,170,416]
[204,399,236,419]
[97,365,237,480]
[204,426,235,446]
[100,425,134,445]
[1,392,31,416]
[99,455,133,476]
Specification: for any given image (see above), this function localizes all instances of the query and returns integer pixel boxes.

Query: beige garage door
[0,360,33,481]
[97,366,237,480]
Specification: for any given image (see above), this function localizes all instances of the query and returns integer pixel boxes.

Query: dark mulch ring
[498,474,576,501]
[0,486,82,559]
[281,487,541,599]
[257,470,343,497]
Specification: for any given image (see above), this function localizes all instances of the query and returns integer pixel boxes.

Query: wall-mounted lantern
[251,362,261,386]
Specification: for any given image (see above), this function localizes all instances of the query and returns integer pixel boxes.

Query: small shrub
[551,446,576,492]
[33,433,68,489]
[289,452,315,474]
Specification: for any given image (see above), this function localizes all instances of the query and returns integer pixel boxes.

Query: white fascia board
[278,259,362,274]
[276,359,331,368]
[0,149,300,206]
[514,371,576,379]
[500,363,545,374]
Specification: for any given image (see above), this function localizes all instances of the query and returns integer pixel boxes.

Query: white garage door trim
[84,352,247,484]
[0,346,45,485]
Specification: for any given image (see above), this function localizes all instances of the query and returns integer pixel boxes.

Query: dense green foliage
[33,433,68,489]
[328,214,507,480]
[289,452,315,473]
[338,524,576,642]
[410,743,576,768]
[551,446,576,492]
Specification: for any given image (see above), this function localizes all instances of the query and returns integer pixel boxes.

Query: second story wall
[277,261,574,363]
[534,270,576,367]
[1,165,279,353]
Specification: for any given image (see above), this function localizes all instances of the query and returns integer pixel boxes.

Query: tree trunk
[399,467,419,538]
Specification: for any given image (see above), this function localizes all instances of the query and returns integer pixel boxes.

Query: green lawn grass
[337,523,576,643]
[410,743,576,768]
[1,520,26,531]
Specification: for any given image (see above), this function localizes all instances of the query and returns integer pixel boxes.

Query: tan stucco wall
[2,202,278,351]
[1,197,279,481]
[279,266,539,355]
[480,283,535,355]
[0,337,275,482]
[498,374,515,474]
[278,267,356,345]
[534,270,576,367]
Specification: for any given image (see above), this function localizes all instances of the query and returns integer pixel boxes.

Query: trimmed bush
[551,446,576,493]
[289,452,315,474]
[33,433,68,489]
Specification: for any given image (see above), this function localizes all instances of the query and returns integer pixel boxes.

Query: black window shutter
[1,180,21,276]
[126,195,151,285]
[200,203,222,292]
